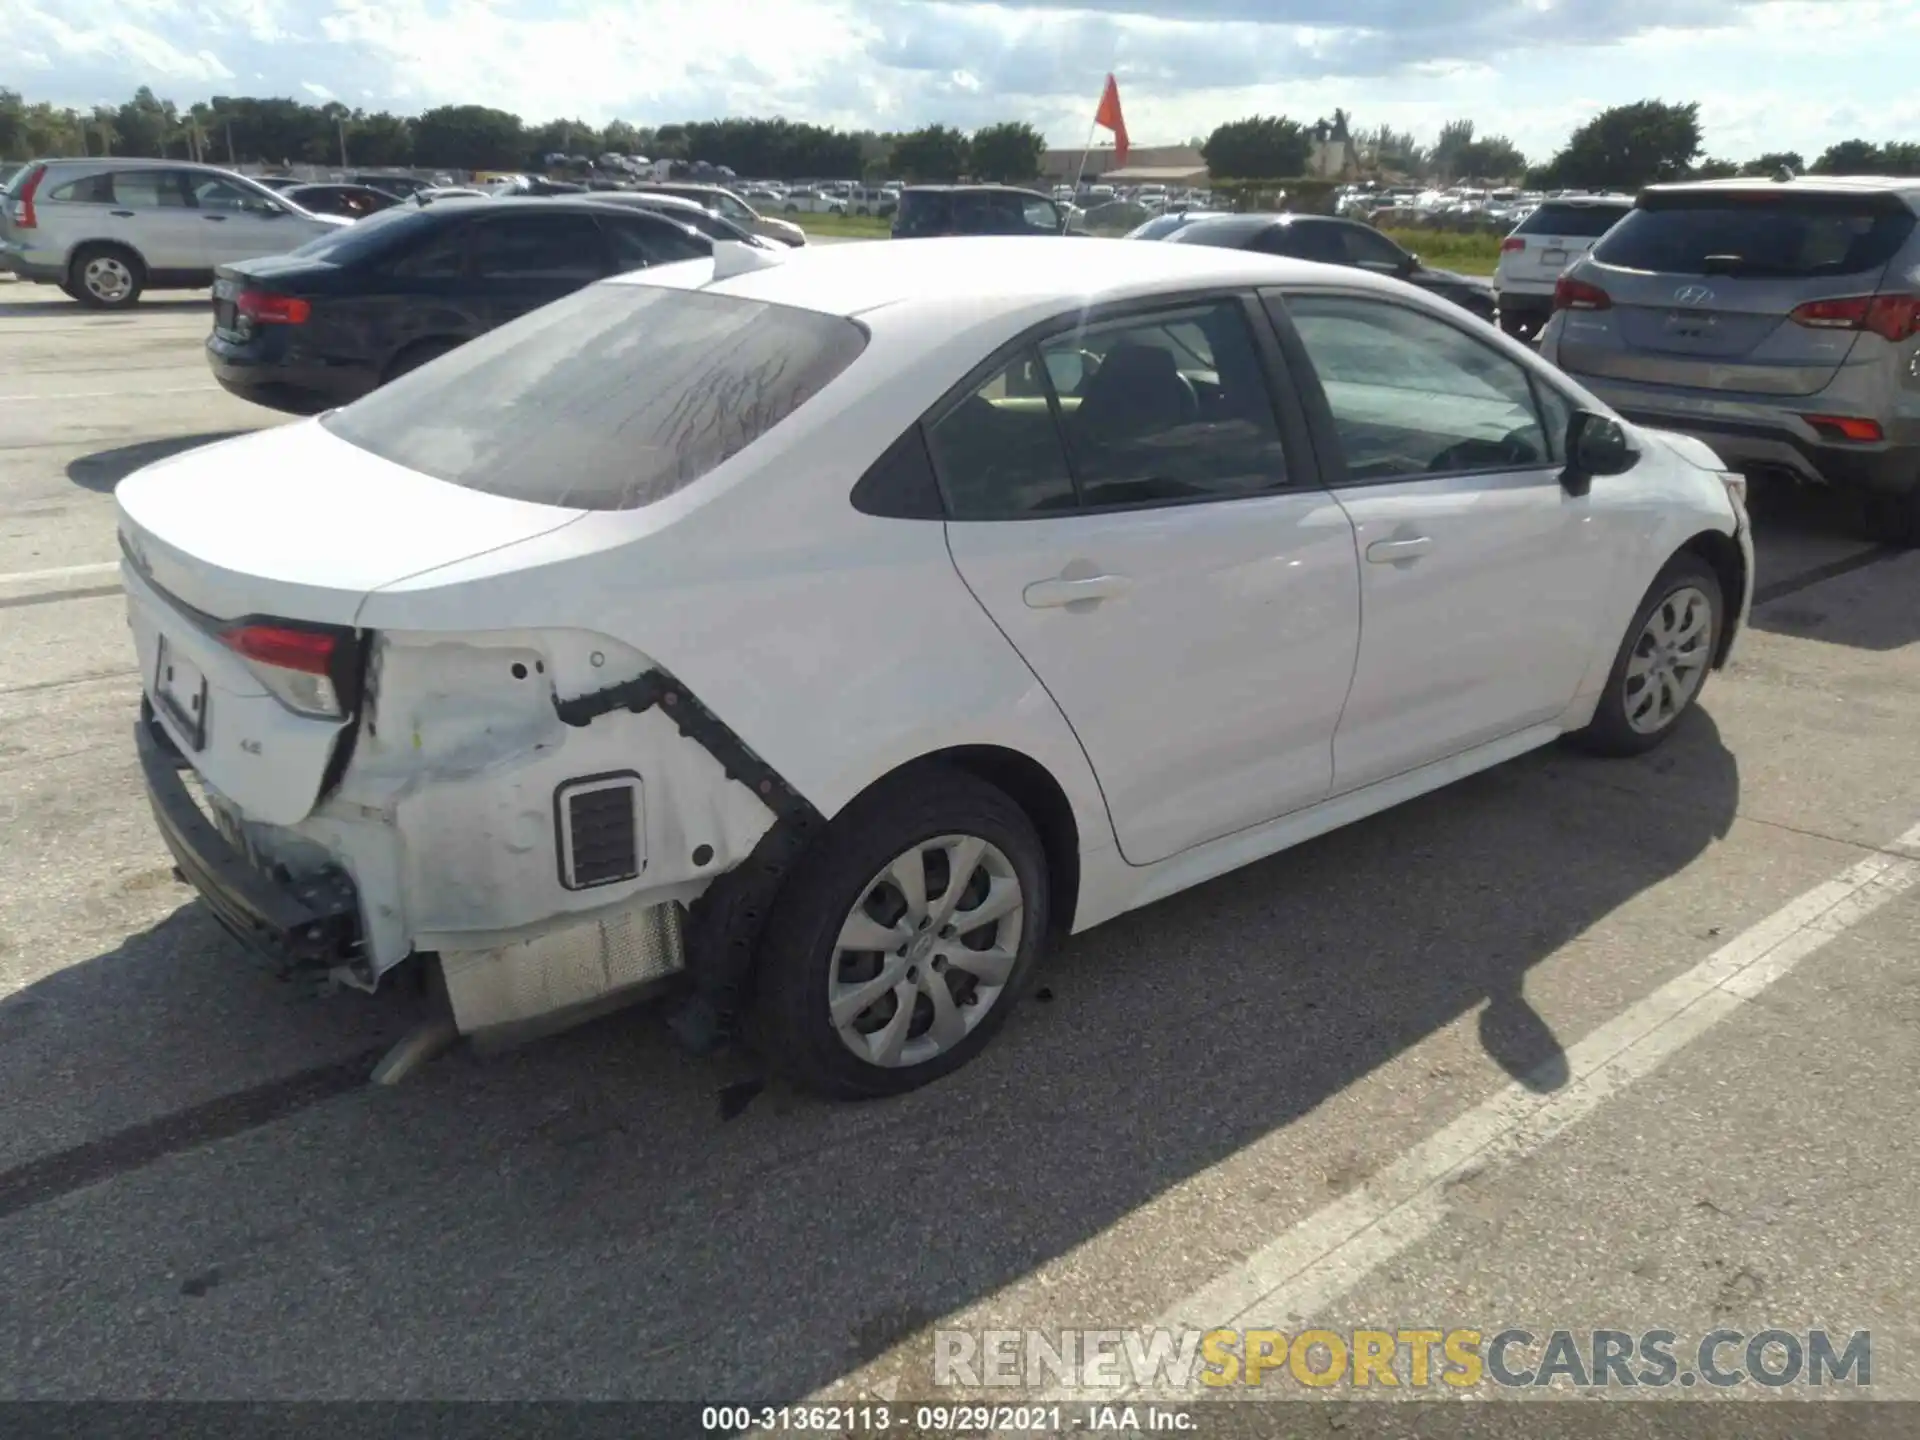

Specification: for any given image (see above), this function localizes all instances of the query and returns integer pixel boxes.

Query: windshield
[1592,193,1917,278]
[320,284,869,510]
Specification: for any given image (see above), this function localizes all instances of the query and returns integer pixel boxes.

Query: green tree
[1355,123,1426,177]
[890,124,970,182]
[1430,118,1478,180]
[1739,150,1804,177]
[350,111,413,167]
[0,88,23,159]
[86,107,119,158]
[969,121,1044,182]
[1538,100,1702,190]
[1690,157,1739,179]
[114,86,178,157]
[1201,115,1311,179]
[1813,138,1883,174]
[1881,141,1920,176]
[412,104,526,170]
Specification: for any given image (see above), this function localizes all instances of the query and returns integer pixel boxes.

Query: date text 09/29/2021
[700,1404,1195,1433]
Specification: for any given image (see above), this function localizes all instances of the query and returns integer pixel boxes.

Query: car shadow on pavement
[66,431,255,493]
[0,299,211,318]
[0,711,1739,1400]
[1744,476,1920,651]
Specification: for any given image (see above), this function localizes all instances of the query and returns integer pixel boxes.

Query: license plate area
[1540,247,1569,266]
[212,278,240,336]
[154,634,210,751]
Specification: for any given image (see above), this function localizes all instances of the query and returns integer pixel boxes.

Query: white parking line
[0,560,119,585]
[0,386,218,404]
[1064,820,1920,1402]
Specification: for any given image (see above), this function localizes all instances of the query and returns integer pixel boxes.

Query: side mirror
[1399,252,1420,275]
[1562,409,1637,496]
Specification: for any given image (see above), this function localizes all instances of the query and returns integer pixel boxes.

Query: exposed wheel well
[1680,529,1746,668]
[916,745,1081,948]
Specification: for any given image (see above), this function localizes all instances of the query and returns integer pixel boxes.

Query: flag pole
[1064,115,1099,233]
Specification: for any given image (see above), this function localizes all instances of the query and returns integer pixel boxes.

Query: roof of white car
[612,235,1372,318]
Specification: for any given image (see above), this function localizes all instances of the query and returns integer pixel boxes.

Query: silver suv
[1540,176,1920,543]
[0,158,347,309]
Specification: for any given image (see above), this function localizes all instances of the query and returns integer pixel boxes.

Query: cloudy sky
[5,0,1917,162]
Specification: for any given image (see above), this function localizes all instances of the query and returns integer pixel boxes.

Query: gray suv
[1540,176,1920,543]
[0,158,347,309]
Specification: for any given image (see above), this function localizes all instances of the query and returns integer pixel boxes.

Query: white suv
[0,158,347,308]
[1494,194,1635,339]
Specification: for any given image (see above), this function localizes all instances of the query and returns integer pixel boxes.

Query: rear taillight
[1788,294,1920,344]
[1554,276,1612,312]
[220,622,346,718]
[1501,236,1526,253]
[7,165,46,229]
[1802,414,1885,444]
[236,290,311,325]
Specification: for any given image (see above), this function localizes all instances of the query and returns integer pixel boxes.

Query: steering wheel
[1426,428,1542,474]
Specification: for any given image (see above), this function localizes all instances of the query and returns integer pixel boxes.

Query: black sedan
[279,182,403,219]
[1161,214,1498,324]
[205,198,712,415]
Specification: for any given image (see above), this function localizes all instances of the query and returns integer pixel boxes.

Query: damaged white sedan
[120,236,1753,1098]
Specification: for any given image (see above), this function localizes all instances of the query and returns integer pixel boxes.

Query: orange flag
[1094,73,1129,170]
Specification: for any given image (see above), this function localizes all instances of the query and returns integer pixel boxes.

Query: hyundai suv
[1540,177,1920,543]
[0,158,347,308]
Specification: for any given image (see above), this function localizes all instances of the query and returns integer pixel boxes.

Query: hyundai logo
[1673,284,1716,306]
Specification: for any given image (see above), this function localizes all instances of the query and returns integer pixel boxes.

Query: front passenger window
[1281,294,1551,482]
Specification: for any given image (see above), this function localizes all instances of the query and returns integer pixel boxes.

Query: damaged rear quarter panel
[323,626,776,956]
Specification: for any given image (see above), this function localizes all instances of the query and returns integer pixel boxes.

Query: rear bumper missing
[136,703,363,974]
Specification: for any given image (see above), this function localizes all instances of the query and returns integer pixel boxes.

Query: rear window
[1592,192,1918,278]
[320,283,869,510]
[285,205,432,264]
[1513,202,1632,239]
[895,191,951,234]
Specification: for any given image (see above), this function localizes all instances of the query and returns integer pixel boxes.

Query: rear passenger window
[602,217,706,271]
[926,355,1079,519]
[48,174,115,204]
[469,214,607,281]
[110,171,193,208]
[1282,294,1551,481]
[1044,300,1288,508]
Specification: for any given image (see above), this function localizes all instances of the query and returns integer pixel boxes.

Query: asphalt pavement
[0,285,1916,1423]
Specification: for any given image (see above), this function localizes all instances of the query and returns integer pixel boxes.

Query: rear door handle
[1365,536,1433,564]
[203,214,228,223]
[109,210,135,218]
[1023,574,1131,609]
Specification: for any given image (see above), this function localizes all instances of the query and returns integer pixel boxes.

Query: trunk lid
[1558,186,1917,396]
[118,424,587,824]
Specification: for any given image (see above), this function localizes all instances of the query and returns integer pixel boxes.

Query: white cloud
[1,0,1912,161]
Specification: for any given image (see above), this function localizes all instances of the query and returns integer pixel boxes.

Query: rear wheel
[1570,553,1724,757]
[381,338,459,385]
[1861,486,1920,548]
[751,764,1049,1099]
[67,244,144,309]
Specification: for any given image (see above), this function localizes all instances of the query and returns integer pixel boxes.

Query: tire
[1861,487,1920,548]
[751,762,1050,1100]
[67,244,144,309]
[381,338,459,385]
[1570,552,1724,758]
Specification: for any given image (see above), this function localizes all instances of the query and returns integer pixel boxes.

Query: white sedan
[117,236,1753,1098]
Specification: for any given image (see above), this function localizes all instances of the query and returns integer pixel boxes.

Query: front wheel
[1570,553,1724,757]
[752,764,1049,1099]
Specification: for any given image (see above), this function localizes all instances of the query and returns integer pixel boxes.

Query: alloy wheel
[827,834,1025,1069]
[83,256,134,304]
[1623,584,1713,734]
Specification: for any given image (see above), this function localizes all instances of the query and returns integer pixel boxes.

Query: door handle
[203,214,229,222]
[1365,536,1434,564]
[109,209,136,218]
[1023,574,1131,610]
